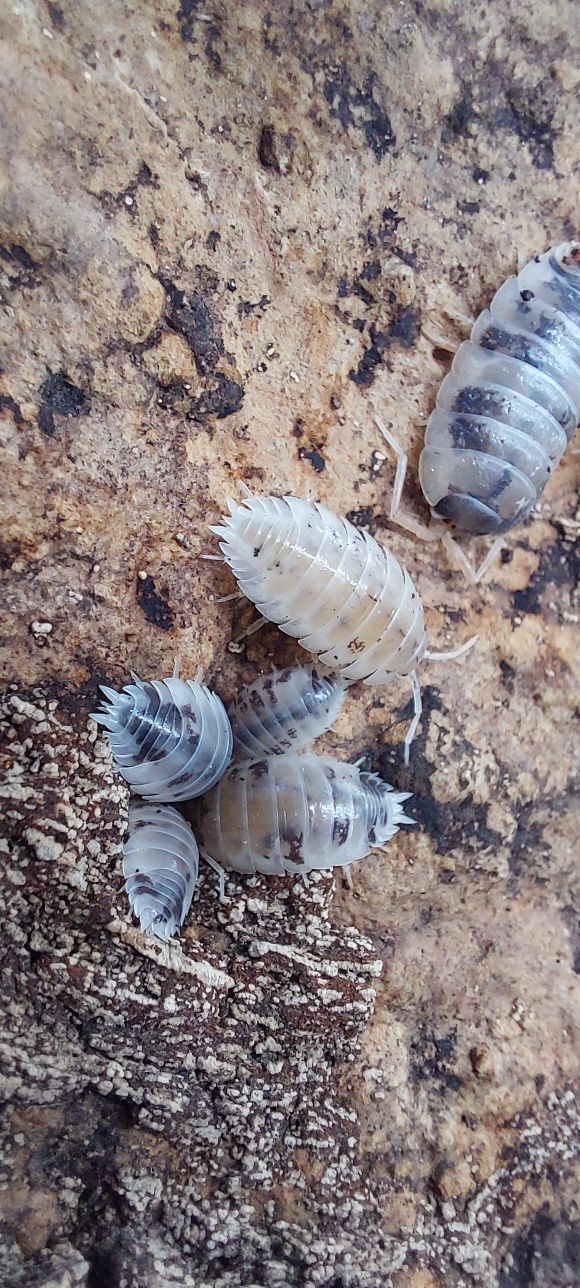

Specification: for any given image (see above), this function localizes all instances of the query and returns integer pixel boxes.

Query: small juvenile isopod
[210,493,474,760]
[194,752,413,876]
[91,672,233,801]
[229,663,346,759]
[380,242,580,580]
[123,801,199,940]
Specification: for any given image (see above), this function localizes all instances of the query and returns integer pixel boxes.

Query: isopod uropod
[123,801,199,940]
[210,493,474,761]
[91,672,233,801]
[380,242,580,581]
[229,663,346,759]
[194,752,413,876]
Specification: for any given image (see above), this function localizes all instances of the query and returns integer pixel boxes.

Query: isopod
[380,241,580,581]
[210,493,474,761]
[123,801,199,940]
[229,663,346,759]
[194,752,413,876]
[91,672,233,801]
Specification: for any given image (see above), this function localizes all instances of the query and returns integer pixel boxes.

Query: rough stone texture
[0,1,578,1285]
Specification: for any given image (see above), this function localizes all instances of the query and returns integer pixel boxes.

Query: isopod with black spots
[229,663,346,759]
[193,752,413,880]
[123,801,199,940]
[379,241,580,581]
[91,671,233,801]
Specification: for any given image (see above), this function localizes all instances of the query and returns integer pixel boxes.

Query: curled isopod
[210,493,474,761]
[194,752,413,876]
[91,672,233,801]
[229,663,346,759]
[123,801,199,940]
[381,242,580,580]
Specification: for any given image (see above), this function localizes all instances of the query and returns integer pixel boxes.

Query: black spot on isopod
[282,827,305,865]
[37,372,88,436]
[251,760,270,779]
[136,576,174,631]
[332,817,349,846]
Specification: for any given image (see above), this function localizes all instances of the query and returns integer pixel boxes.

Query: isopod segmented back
[211,495,428,685]
[229,664,346,759]
[194,752,413,875]
[123,801,199,940]
[419,242,580,535]
[92,674,233,801]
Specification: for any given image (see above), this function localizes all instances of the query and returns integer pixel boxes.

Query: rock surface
[0,1,578,1285]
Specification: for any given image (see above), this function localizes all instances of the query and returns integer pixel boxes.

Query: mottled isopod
[123,801,199,940]
[92,672,233,801]
[194,752,413,876]
[210,493,474,761]
[381,242,580,580]
[229,663,346,759]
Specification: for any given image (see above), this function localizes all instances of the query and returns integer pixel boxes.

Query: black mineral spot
[298,445,325,473]
[136,576,174,631]
[37,373,88,437]
[189,374,244,421]
[237,295,271,317]
[206,230,221,251]
[349,307,421,388]
[0,393,25,428]
[258,124,280,172]
[472,167,489,184]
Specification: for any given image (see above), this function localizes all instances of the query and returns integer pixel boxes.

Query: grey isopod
[123,801,199,940]
[91,672,233,801]
[379,241,580,580]
[194,752,413,877]
[229,663,346,759]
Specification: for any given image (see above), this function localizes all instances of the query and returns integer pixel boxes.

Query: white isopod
[194,752,413,876]
[123,801,199,940]
[229,663,346,759]
[91,672,233,801]
[210,493,474,761]
[380,241,580,581]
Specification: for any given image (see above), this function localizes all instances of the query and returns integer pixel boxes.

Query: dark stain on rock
[346,506,377,534]
[0,393,25,428]
[442,91,477,141]
[499,1205,580,1286]
[37,373,88,437]
[508,802,546,879]
[323,68,395,158]
[298,445,325,473]
[238,295,271,318]
[258,124,280,172]
[206,230,221,252]
[158,274,224,374]
[410,1025,462,1092]
[136,576,174,631]
[177,0,200,42]
[47,2,65,29]
[189,373,244,421]
[512,530,580,616]
[412,791,504,860]
[0,242,38,288]
[498,83,558,171]
[349,307,421,387]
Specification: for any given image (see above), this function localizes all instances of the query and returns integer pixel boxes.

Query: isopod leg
[233,615,268,644]
[425,634,478,663]
[403,671,422,766]
[201,850,227,901]
[441,531,504,584]
[374,417,440,542]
